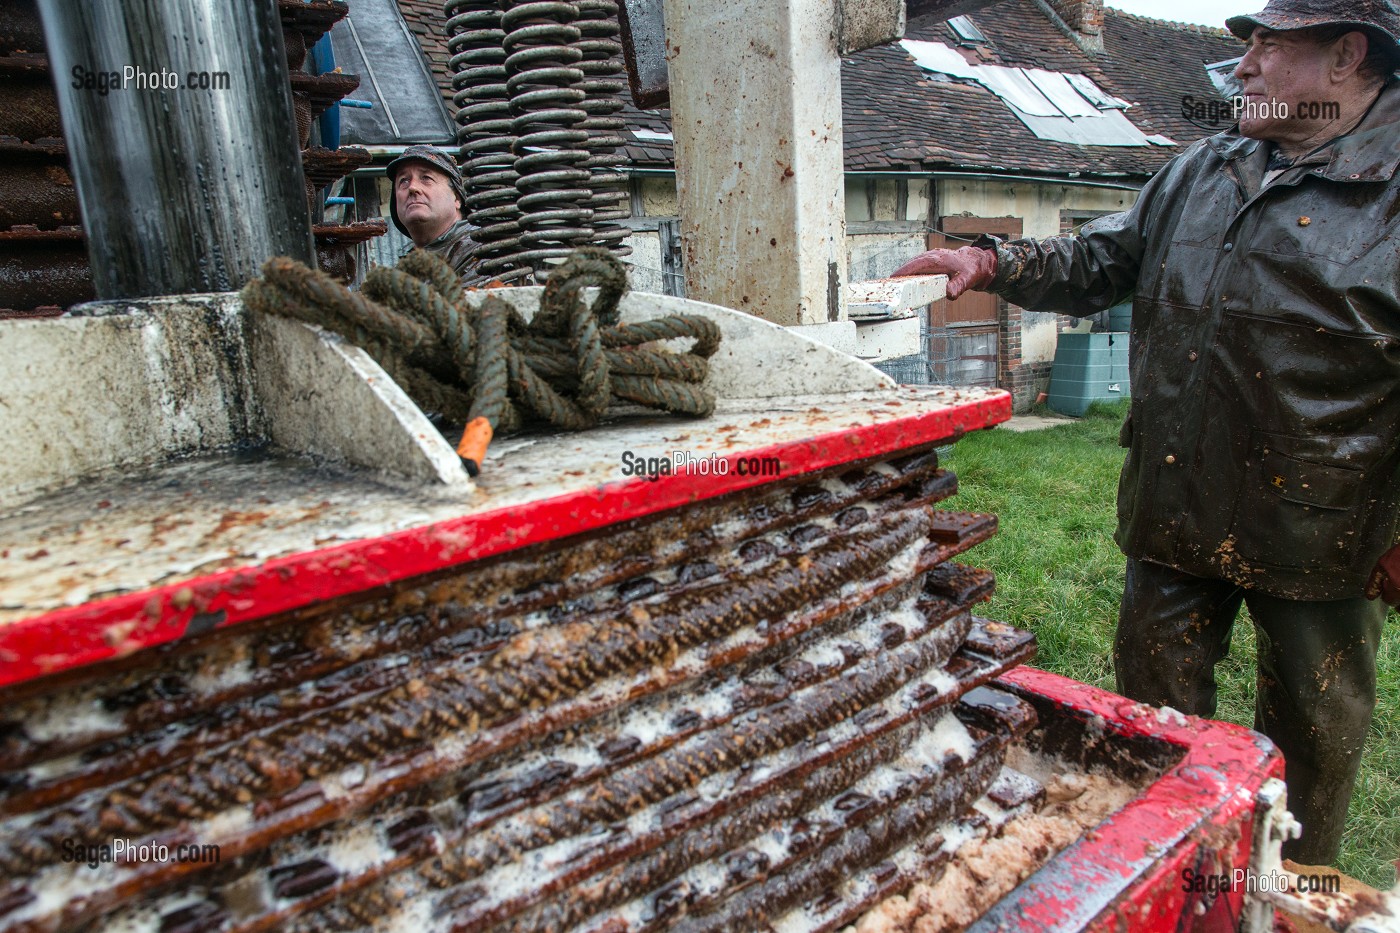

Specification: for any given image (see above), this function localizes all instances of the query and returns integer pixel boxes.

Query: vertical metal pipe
[37,0,314,299]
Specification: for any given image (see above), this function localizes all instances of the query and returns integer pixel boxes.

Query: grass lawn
[942,400,1400,889]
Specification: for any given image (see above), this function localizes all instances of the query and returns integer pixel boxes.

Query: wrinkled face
[394,162,461,243]
[1232,26,1345,142]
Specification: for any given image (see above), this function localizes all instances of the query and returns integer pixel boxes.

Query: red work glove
[1365,543,1400,605]
[891,245,997,300]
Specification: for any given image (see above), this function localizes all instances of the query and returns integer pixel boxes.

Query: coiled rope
[241,247,720,475]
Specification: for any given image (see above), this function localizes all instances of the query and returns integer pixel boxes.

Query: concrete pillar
[662,0,848,326]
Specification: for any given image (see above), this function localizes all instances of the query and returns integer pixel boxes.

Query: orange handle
[456,416,493,477]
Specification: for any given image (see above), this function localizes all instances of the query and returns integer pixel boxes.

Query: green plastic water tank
[1107,300,1132,333]
[1046,332,1130,416]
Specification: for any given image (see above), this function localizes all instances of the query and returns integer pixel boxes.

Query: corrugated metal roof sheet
[334,0,454,146]
[899,37,1161,146]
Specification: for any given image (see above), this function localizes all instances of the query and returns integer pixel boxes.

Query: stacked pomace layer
[0,447,1036,932]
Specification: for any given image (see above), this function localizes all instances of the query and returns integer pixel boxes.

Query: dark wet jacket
[989,80,1400,600]
[406,218,479,279]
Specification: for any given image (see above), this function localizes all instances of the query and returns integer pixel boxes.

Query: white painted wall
[937,178,1140,366]
[624,230,667,295]
[936,178,1137,240]
[626,172,1144,373]
[638,177,679,217]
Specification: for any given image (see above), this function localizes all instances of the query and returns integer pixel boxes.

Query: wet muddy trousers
[1114,557,1386,864]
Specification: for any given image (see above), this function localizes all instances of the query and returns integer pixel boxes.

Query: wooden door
[925,215,1022,387]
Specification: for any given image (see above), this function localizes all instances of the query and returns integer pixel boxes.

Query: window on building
[947,16,988,46]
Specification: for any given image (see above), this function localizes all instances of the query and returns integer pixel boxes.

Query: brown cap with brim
[1226,0,1400,65]
[386,145,469,238]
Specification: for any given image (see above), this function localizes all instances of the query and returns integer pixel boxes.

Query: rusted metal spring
[445,0,531,284]
[446,0,633,277]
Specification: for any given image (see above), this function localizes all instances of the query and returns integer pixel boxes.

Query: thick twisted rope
[240,247,720,475]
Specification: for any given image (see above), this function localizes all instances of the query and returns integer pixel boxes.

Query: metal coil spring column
[502,1,597,271]
[444,0,531,283]
[572,0,631,257]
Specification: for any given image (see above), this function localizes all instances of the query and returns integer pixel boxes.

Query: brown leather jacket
[990,80,1400,600]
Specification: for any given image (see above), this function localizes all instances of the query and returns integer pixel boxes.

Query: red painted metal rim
[982,666,1284,932]
[0,392,1010,690]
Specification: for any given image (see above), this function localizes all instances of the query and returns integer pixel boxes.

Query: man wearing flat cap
[894,0,1400,863]
[386,145,478,278]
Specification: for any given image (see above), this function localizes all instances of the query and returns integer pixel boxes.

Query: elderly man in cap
[894,0,1400,864]
[387,145,478,277]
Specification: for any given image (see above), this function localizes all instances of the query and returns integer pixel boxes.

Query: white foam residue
[795,639,846,669]
[772,905,818,933]
[24,697,125,742]
[936,818,981,857]
[327,821,391,876]
[915,667,958,699]
[472,848,551,908]
[894,717,965,774]
[926,711,975,763]
[386,891,441,933]
[625,806,655,839]
[891,840,924,872]
[202,805,253,839]
[853,761,915,805]
[186,654,254,694]
[883,603,924,634]
[21,861,121,925]
[320,763,368,801]
[886,538,923,579]
[621,702,677,747]
[1155,705,1188,727]
[679,855,729,902]
[706,515,745,545]
[1086,713,1108,739]
[433,728,472,761]
[752,828,792,865]
[26,750,85,783]
[531,740,603,773]
[689,683,735,720]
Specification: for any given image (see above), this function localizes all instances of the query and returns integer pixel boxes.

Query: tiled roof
[618,106,676,167]
[852,0,1247,176]
[396,0,1246,179]
[1091,9,1247,146]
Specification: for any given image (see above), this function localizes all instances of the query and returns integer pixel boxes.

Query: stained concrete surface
[1000,412,1080,432]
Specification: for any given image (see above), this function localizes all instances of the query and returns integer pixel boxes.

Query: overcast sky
[1106,0,1255,30]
